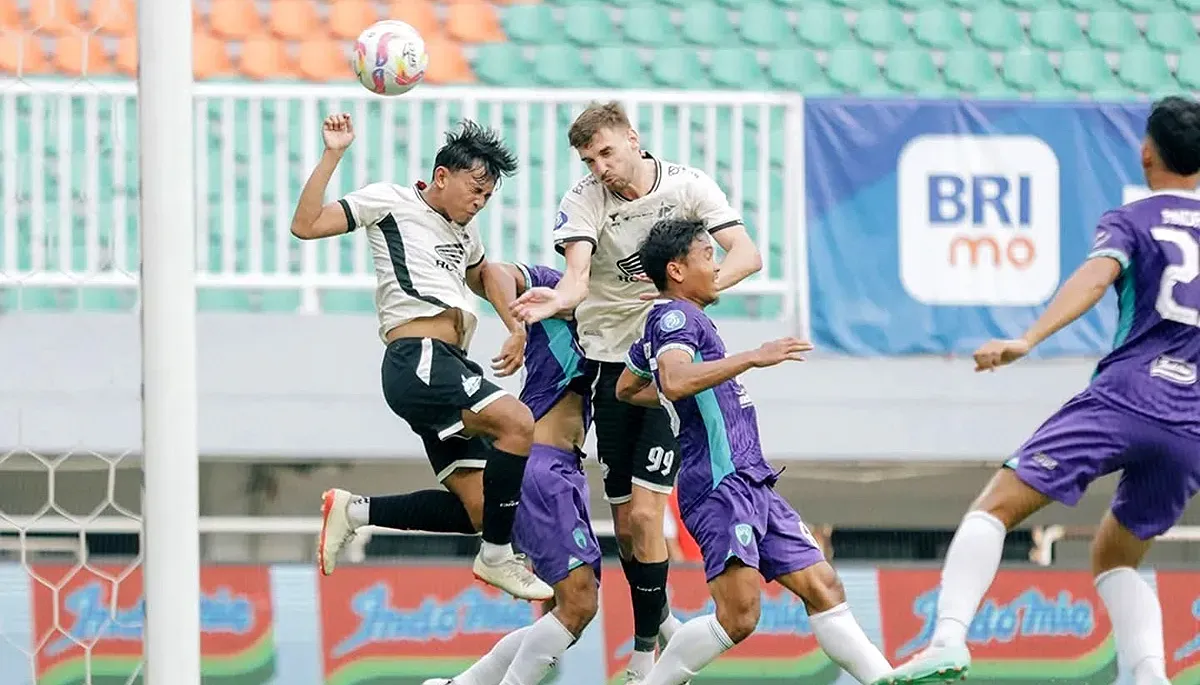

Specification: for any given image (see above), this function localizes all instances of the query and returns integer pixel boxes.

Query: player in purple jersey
[614,218,893,685]
[422,261,604,685]
[880,97,1200,685]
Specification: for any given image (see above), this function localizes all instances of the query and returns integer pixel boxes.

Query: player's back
[1090,190,1200,437]
[635,300,775,514]
[516,264,589,421]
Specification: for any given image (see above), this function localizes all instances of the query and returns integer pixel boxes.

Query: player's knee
[715,592,759,644]
[490,400,534,454]
[805,564,847,613]
[554,570,599,635]
[627,501,665,542]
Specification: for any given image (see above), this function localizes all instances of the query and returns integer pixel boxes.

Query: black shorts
[592,360,680,504]
[381,337,508,481]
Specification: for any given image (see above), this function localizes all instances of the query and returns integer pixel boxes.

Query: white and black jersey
[339,181,486,349]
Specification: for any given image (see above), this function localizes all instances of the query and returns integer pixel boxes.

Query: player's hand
[973,338,1031,372]
[751,337,813,367]
[511,287,564,325]
[629,274,659,301]
[492,330,526,378]
[323,113,355,152]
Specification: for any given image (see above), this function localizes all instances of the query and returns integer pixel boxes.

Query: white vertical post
[139,1,201,684]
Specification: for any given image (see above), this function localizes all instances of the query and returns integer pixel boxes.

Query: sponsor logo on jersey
[616,252,646,282]
[659,309,686,333]
[461,374,482,396]
[435,243,467,272]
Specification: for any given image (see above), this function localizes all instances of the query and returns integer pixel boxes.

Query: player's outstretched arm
[711,225,763,292]
[481,261,528,377]
[656,338,811,401]
[616,368,660,408]
[291,114,355,240]
[511,242,592,324]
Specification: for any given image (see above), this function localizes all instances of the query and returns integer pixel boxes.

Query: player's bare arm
[482,261,529,377]
[973,257,1121,372]
[291,113,355,240]
[711,225,762,292]
[511,241,592,324]
[615,369,660,408]
[655,338,812,401]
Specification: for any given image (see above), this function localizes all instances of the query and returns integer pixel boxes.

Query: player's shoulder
[563,172,606,204]
[1118,190,1200,229]
[647,298,708,337]
[659,159,714,187]
[518,263,564,289]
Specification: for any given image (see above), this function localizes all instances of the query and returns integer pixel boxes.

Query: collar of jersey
[412,181,460,226]
[1145,188,1200,200]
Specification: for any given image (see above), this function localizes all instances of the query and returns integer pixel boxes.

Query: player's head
[639,218,720,306]
[430,120,517,224]
[567,101,643,195]
[1143,96,1200,188]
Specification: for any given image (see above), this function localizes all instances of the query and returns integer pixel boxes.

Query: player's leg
[883,393,1129,684]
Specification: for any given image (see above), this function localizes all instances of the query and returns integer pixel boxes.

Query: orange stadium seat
[28,0,83,36]
[385,0,440,39]
[239,34,294,80]
[0,1,18,29]
[52,31,112,76]
[87,0,135,37]
[269,0,320,41]
[194,29,237,80]
[0,32,49,75]
[329,0,379,40]
[114,34,136,76]
[210,0,263,41]
[422,35,473,84]
[446,1,505,43]
[297,37,349,82]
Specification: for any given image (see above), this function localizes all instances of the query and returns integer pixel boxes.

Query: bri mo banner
[804,99,1152,357]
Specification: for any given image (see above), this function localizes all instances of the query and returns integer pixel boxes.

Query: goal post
[138,0,201,683]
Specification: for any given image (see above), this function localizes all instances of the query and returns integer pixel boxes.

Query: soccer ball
[351,20,428,96]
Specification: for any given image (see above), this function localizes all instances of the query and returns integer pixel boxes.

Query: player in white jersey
[291,114,552,602]
[511,101,763,682]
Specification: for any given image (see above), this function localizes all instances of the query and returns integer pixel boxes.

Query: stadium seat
[1116,46,1174,93]
[239,35,293,81]
[1001,49,1060,94]
[592,46,653,88]
[533,44,591,86]
[796,3,850,49]
[114,34,136,76]
[1059,48,1120,93]
[969,3,1026,51]
[268,0,319,41]
[447,2,506,44]
[1115,0,1162,10]
[472,43,534,86]
[651,48,709,88]
[1087,11,1141,51]
[1144,11,1198,52]
[1001,0,1042,8]
[826,47,885,94]
[328,0,379,40]
[502,4,561,45]
[87,0,135,36]
[943,47,999,93]
[828,0,868,8]
[945,0,984,7]
[1176,46,1200,89]
[884,49,943,94]
[564,3,618,46]
[681,3,736,46]
[209,0,263,41]
[767,49,833,92]
[622,5,679,46]
[708,47,769,90]
[52,32,111,77]
[1175,0,1200,11]
[194,28,236,80]
[29,0,83,36]
[1029,8,1087,51]
[296,38,347,82]
[423,37,475,84]
[386,0,441,38]
[738,2,794,48]
[853,6,910,49]
[912,7,969,49]
[889,0,942,9]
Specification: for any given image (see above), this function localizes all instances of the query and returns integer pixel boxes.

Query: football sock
[481,448,527,548]
[622,558,669,660]
[451,625,531,685]
[810,602,892,684]
[499,613,576,685]
[931,510,1007,647]
[659,609,683,645]
[643,614,733,685]
[1095,567,1168,683]
[363,491,476,535]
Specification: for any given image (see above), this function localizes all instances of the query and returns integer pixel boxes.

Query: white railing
[0,81,806,328]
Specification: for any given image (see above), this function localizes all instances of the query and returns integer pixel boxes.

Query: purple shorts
[1009,390,1200,540]
[512,443,602,586]
[682,473,825,583]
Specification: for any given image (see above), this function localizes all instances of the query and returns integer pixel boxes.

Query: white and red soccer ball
[351,20,428,96]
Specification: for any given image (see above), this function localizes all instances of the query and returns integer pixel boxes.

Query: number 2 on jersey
[1153,227,1200,327]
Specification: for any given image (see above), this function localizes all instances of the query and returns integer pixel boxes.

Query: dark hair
[638,218,709,291]
[1147,96,1200,176]
[434,120,518,182]
[568,101,631,150]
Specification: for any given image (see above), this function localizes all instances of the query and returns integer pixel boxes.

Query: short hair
[1147,96,1200,176]
[434,120,518,182]
[567,101,631,150]
[638,218,709,291]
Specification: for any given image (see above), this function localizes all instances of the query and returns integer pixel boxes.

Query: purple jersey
[515,264,592,429]
[1086,191,1200,438]
[627,299,777,516]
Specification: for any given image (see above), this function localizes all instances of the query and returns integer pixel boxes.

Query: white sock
[810,603,892,684]
[499,613,575,685]
[480,541,514,565]
[347,495,370,528]
[659,612,684,644]
[452,625,530,685]
[930,510,1006,647]
[1095,567,1167,683]
[628,648,655,677]
[643,615,733,685]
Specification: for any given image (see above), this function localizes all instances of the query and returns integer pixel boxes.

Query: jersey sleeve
[338,182,400,231]
[684,170,743,234]
[652,306,705,360]
[464,224,486,269]
[1087,210,1137,273]
[554,179,604,254]
[518,264,563,290]
[625,337,653,379]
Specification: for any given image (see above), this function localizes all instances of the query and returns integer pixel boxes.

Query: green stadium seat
[622,4,679,46]
[472,44,534,87]
[714,0,754,8]
[1145,12,1198,52]
[912,7,969,49]
[1001,0,1042,8]
[1115,0,1162,10]
[591,46,654,88]
[532,45,592,86]
[1177,46,1200,89]
[1087,11,1141,51]
[828,0,868,8]
[1060,49,1120,93]
[1175,0,1200,11]
[651,48,710,88]
[738,2,794,48]
[1116,46,1174,93]
[1060,0,1114,9]
[889,0,941,9]
[680,3,735,46]
[796,3,851,49]
[501,4,561,45]
[970,3,1026,50]
[652,0,689,7]
[826,47,885,93]
[853,6,910,49]
[767,49,826,89]
[883,49,944,94]
[1029,8,1087,50]
[564,3,618,46]
[1000,49,1059,94]
[708,48,770,90]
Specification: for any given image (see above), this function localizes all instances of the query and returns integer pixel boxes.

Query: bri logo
[895,587,1096,660]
